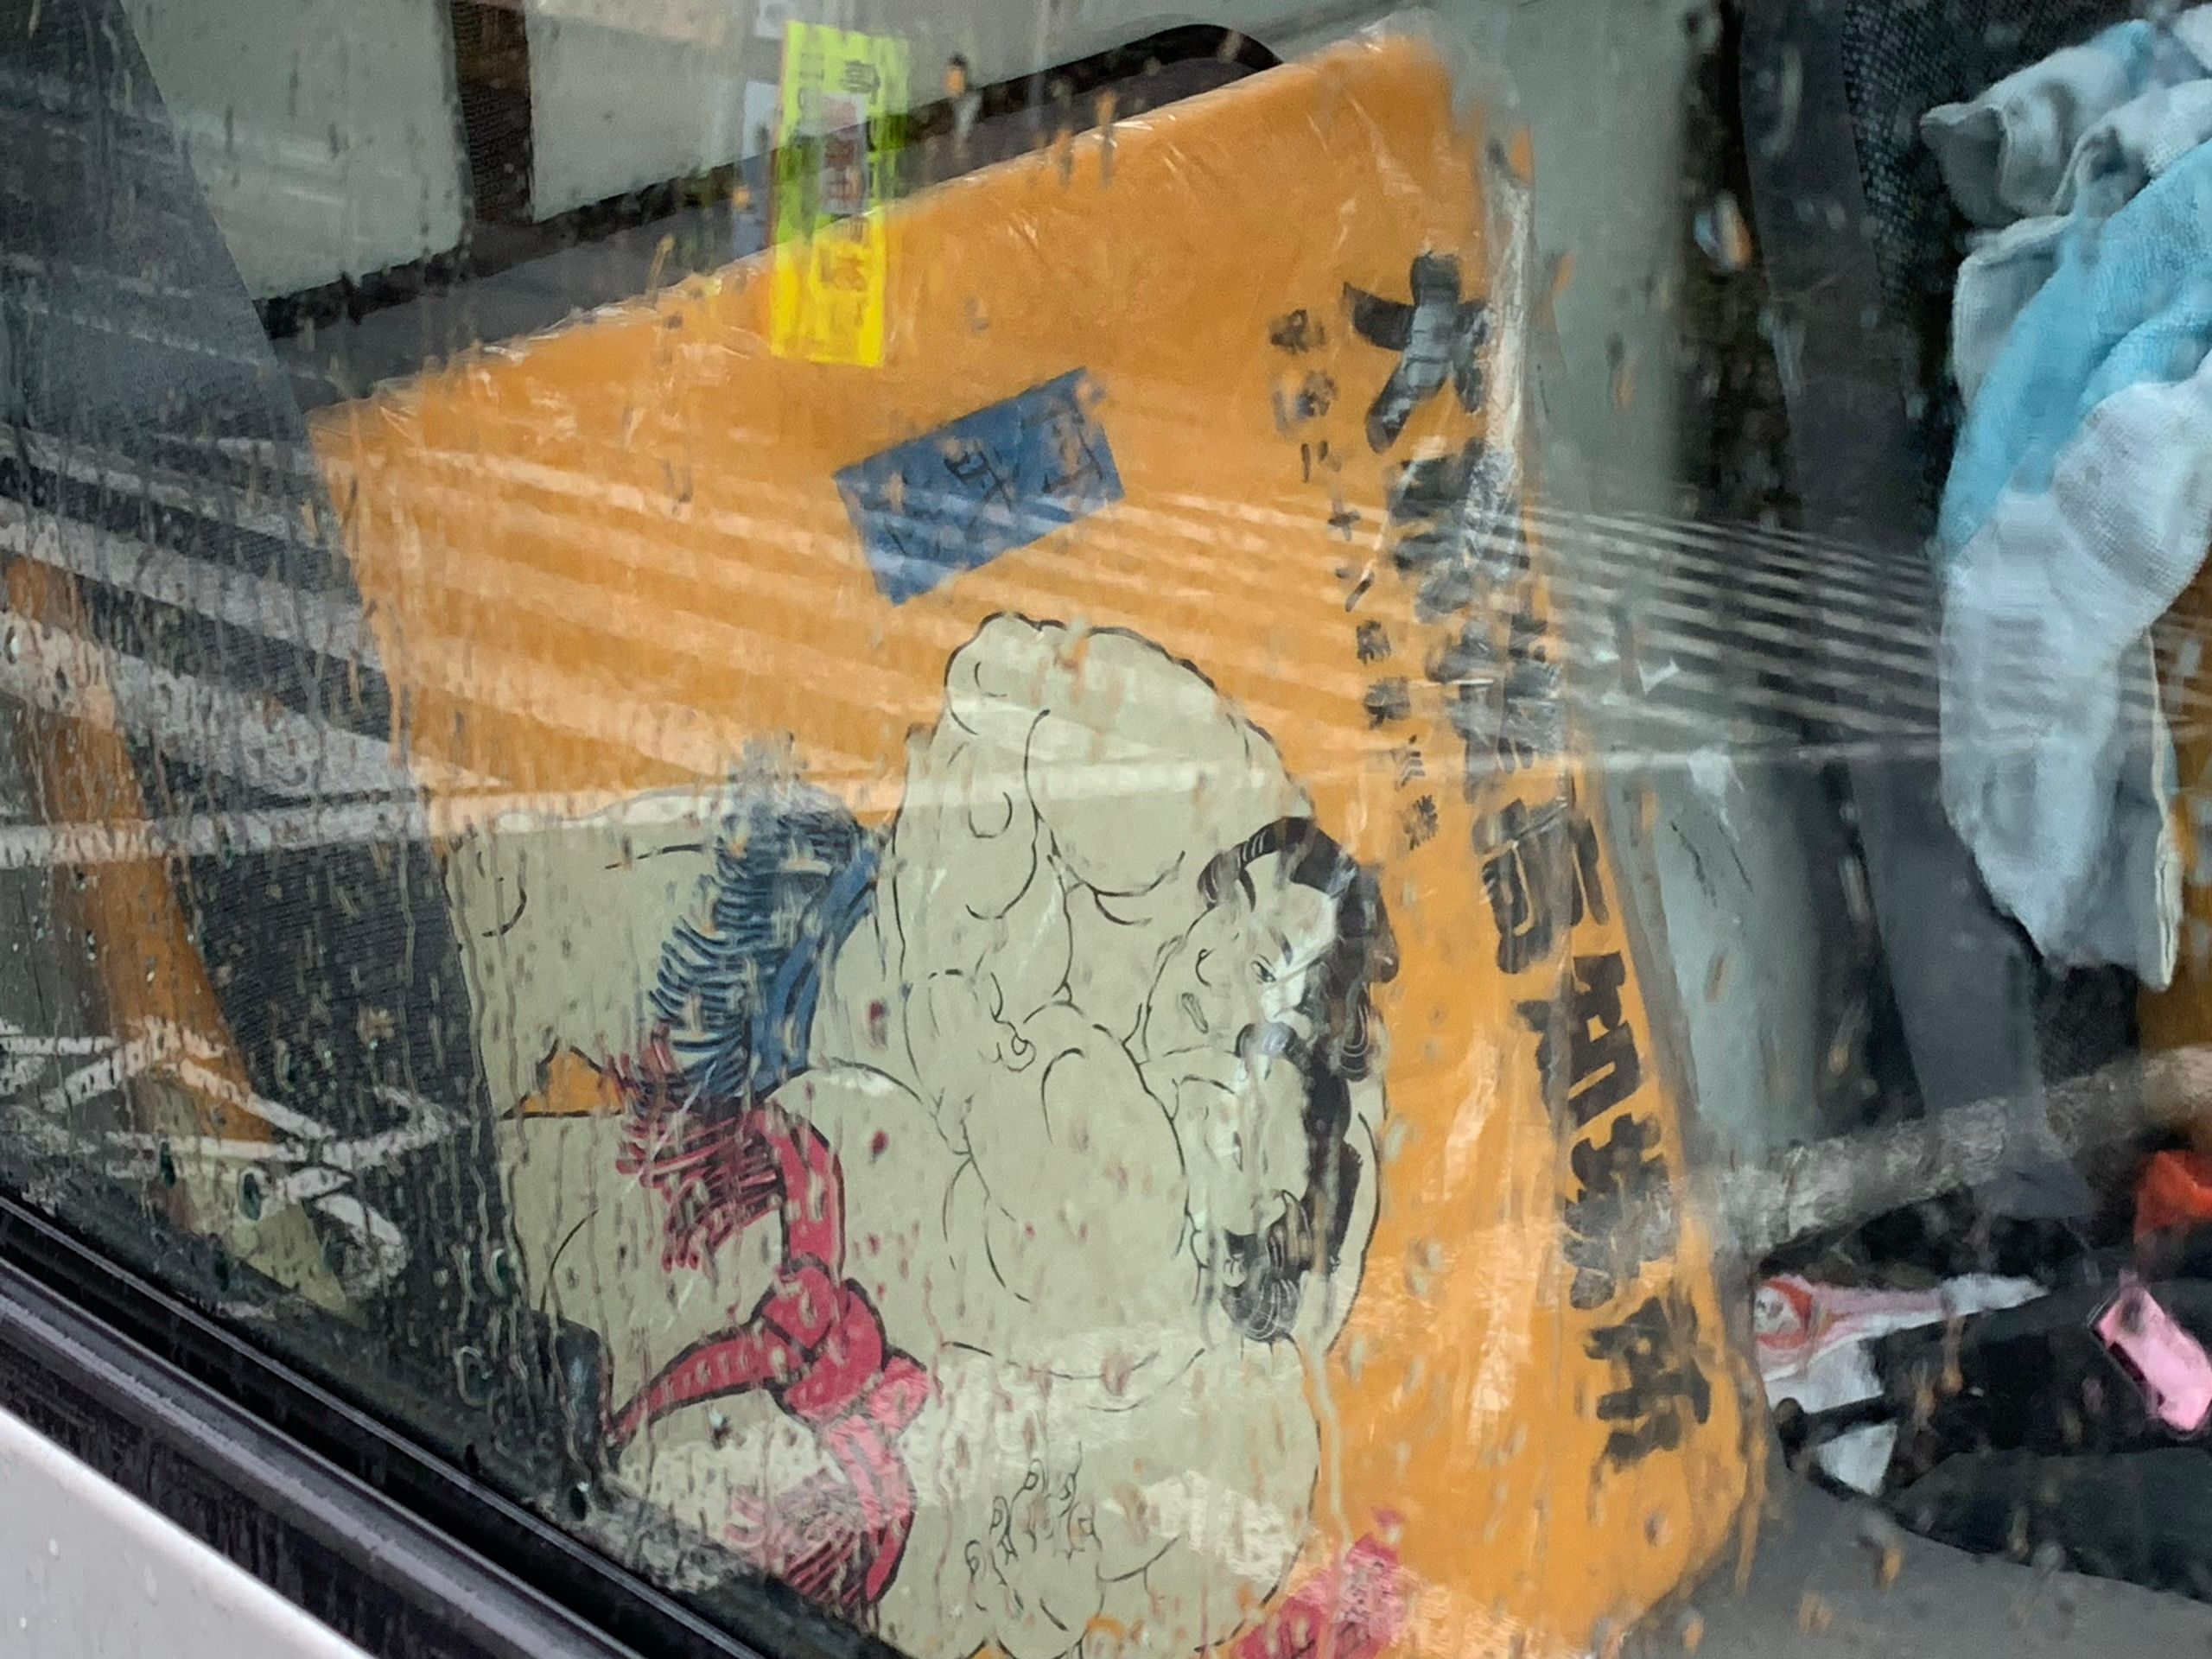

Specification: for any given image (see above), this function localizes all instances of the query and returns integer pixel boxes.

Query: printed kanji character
[942,444,1001,493]
[819,126,870,217]
[1274,372,1339,431]
[1478,799,1608,974]
[1586,1292,1713,1466]
[1516,950,1642,1129]
[823,125,863,172]
[1497,613,1563,770]
[1268,308,1325,353]
[1020,397,1109,503]
[813,230,870,290]
[1363,677,1411,728]
[938,438,1017,528]
[1355,621,1393,664]
[1560,1114,1675,1310]
[1345,254,1490,452]
[1401,795,1440,852]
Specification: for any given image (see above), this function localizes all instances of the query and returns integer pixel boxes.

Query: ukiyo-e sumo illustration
[461,613,1398,1659]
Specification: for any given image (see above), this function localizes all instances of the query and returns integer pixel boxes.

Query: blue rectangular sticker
[836,369,1122,603]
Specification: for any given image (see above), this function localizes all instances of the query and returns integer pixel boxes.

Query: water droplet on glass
[454,1345,491,1406]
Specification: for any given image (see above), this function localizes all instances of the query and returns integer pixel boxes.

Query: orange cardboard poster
[315,29,1751,1659]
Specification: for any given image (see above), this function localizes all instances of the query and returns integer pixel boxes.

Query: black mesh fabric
[1735,0,2152,1146]
[1836,0,2143,512]
[1836,0,2149,1087]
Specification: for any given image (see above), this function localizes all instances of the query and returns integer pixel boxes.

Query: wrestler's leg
[632,1404,994,1659]
[626,1388,979,1651]
[608,1264,929,1615]
[500,1100,782,1413]
[764,1065,963,1353]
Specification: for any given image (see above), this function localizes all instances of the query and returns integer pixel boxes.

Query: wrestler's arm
[960,1003,1189,1304]
[1001,622,1303,903]
[887,715,1074,1121]
[918,617,1306,1049]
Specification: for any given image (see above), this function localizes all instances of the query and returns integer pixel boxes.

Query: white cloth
[1919,12,2212,982]
[1924,10,2212,224]
[1940,362,2210,982]
[1756,1274,2044,1493]
[1934,77,2212,402]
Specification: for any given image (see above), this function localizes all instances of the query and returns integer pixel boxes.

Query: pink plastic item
[2094,1282,2212,1435]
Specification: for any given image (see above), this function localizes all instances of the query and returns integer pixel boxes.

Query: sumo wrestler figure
[466,616,1395,1659]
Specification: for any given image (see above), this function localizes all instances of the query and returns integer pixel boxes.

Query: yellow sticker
[770,21,907,365]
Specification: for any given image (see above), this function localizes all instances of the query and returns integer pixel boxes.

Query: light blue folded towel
[1939,138,2212,561]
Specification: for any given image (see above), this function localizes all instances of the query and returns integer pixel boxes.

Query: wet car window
[8,2,2212,1656]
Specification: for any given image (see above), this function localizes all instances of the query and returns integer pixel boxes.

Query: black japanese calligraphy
[1299,438,1341,484]
[1344,254,1490,451]
[1384,440,1521,624]
[1516,950,1642,1129]
[1429,621,1502,798]
[1478,799,1607,974]
[1586,1293,1713,1465]
[1497,613,1563,771]
[1268,308,1325,353]
[1341,566,1376,612]
[1402,795,1440,852]
[1423,611,1564,791]
[1560,1113,1676,1311]
[1364,678,1412,728]
[1273,372,1339,432]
